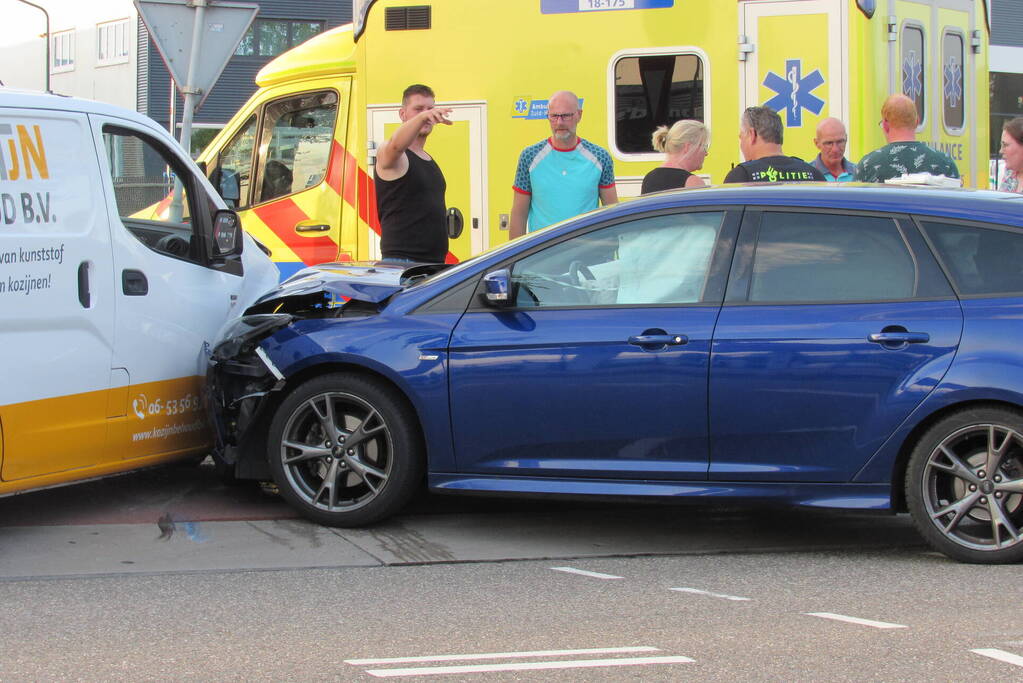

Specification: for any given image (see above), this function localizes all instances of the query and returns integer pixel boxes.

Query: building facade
[1,0,350,153]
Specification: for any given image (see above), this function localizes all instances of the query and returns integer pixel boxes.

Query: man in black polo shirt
[724,106,825,184]
[374,84,452,263]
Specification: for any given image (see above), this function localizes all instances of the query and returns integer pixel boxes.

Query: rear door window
[749,212,917,303]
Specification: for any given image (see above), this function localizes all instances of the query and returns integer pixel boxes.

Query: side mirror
[481,268,512,307]
[446,206,464,239]
[211,209,244,258]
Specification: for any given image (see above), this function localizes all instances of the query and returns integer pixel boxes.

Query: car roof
[612,183,1023,228]
[0,88,170,136]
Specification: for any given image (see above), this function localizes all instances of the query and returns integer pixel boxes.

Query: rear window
[922,221,1023,295]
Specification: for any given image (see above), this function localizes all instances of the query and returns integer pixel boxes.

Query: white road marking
[345,646,660,665]
[550,566,623,580]
[805,612,907,629]
[363,656,695,677]
[671,587,751,601]
[972,648,1023,667]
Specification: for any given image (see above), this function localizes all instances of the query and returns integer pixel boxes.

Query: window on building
[901,24,926,126]
[235,19,325,57]
[942,31,965,131]
[612,53,704,156]
[51,30,75,73]
[97,19,131,65]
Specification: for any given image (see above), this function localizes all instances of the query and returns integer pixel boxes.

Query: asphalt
[0,460,928,580]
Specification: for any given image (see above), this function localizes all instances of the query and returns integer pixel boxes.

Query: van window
[613,53,704,155]
[210,115,256,208]
[255,91,338,204]
[901,24,926,126]
[942,31,965,131]
[103,126,204,264]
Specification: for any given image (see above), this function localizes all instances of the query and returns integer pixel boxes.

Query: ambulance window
[102,127,203,265]
[942,31,965,131]
[901,25,926,126]
[255,91,338,204]
[210,115,256,209]
[613,54,704,156]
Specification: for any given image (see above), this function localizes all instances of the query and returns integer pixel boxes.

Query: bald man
[854,94,959,183]
[510,90,617,237]
[811,117,856,181]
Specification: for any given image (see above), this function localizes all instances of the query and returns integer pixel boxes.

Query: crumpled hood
[248,261,446,311]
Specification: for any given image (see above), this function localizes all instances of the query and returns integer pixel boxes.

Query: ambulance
[198,0,990,277]
[0,89,278,498]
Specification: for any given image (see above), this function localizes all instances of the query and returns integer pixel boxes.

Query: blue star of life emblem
[762,59,825,127]
[943,57,962,108]
[514,98,529,115]
[903,50,923,101]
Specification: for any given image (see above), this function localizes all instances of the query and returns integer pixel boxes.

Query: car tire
[267,372,424,527]
[906,407,1023,563]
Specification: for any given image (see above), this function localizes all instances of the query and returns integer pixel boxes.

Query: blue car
[208,184,1023,564]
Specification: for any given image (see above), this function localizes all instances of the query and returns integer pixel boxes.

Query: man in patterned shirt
[510,90,617,237]
[854,94,959,183]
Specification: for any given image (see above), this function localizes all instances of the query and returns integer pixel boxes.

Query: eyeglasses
[820,139,848,147]
[878,119,886,128]
[548,112,576,121]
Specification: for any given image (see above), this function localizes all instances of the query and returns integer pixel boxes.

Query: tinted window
[942,32,965,130]
[750,213,916,303]
[922,221,1023,295]
[902,25,926,125]
[103,126,204,264]
[614,54,704,154]
[511,212,723,307]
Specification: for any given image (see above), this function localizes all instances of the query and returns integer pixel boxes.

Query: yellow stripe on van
[1,376,211,487]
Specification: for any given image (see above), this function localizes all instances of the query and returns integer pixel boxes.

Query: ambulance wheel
[267,373,423,527]
[906,407,1023,563]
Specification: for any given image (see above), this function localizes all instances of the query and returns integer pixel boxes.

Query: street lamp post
[15,0,51,93]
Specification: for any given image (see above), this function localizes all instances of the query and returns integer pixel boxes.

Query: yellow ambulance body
[198,0,989,277]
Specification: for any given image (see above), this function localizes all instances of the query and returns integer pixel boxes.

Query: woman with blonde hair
[998,117,1023,194]
[641,119,709,194]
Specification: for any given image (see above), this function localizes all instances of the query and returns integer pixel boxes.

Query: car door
[447,208,739,480]
[0,107,117,482]
[91,117,250,460]
[709,208,963,482]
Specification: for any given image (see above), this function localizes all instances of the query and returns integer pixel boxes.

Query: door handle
[628,334,688,346]
[472,217,479,230]
[868,330,930,348]
[295,222,331,233]
[77,261,91,308]
[122,269,149,296]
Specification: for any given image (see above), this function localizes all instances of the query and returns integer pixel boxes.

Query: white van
[0,89,278,498]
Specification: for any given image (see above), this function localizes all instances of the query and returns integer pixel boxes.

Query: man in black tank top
[723,106,825,184]
[374,84,453,263]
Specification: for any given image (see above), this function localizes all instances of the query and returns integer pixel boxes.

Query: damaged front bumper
[205,314,293,478]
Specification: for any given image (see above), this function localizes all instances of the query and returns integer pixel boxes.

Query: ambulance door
[889,0,976,185]
[740,0,846,164]
[369,103,488,262]
[0,109,116,481]
[207,80,352,280]
[90,117,243,460]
